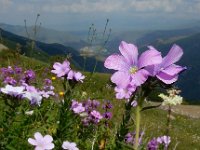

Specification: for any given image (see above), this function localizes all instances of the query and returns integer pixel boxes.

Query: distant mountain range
[0,23,88,50]
[1,23,200,102]
[136,27,200,47]
[0,27,106,72]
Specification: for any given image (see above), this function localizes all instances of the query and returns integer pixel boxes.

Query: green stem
[166,105,171,136]
[134,105,141,150]
[115,96,135,149]
[92,59,98,75]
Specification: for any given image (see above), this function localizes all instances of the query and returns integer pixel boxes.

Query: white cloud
[129,0,182,13]
[8,0,199,15]
[0,0,13,11]
[42,0,124,13]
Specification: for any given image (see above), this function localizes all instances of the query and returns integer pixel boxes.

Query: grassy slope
[0,51,200,149]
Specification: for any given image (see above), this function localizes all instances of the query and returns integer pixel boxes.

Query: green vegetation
[0,50,200,149]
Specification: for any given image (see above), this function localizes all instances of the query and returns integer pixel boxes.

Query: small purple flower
[14,66,22,74]
[124,131,144,145]
[0,67,8,76]
[146,45,186,84]
[103,112,112,120]
[40,91,55,98]
[67,71,85,82]
[71,100,86,114]
[23,70,36,84]
[147,135,171,150]
[6,66,14,74]
[147,138,159,150]
[3,77,17,85]
[74,72,85,82]
[157,136,171,148]
[125,133,134,143]
[90,110,103,123]
[92,100,100,108]
[115,85,136,99]
[83,99,100,110]
[131,100,137,107]
[28,132,54,150]
[67,70,74,80]
[62,141,79,150]
[71,100,79,108]
[44,78,52,85]
[73,104,85,114]
[102,100,112,109]
[24,70,35,80]
[51,60,71,77]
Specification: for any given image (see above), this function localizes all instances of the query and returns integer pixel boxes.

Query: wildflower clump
[159,89,183,106]
[104,41,186,149]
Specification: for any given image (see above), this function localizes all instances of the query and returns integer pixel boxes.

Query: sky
[0,0,200,31]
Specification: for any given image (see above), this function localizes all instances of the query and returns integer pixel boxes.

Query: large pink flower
[104,41,162,89]
[146,44,186,84]
[51,60,71,77]
[28,132,54,150]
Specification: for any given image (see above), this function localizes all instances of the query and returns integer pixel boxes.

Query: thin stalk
[103,19,109,38]
[134,105,141,150]
[83,56,86,71]
[92,59,98,75]
[166,105,171,136]
[165,105,172,150]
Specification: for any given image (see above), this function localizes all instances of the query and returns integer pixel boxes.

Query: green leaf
[141,104,161,112]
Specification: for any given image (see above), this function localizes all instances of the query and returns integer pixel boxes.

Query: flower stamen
[129,66,138,74]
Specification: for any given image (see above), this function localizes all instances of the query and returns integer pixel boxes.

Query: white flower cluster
[159,93,183,106]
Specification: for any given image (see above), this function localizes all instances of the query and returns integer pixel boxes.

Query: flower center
[129,66,138,74]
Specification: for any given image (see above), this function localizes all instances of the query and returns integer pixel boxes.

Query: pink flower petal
[43,135,53,143]
[35,147,45,150]
[160,64,186,76]
[45,143,55,149]
[104,54,130,71]
[131,69,149,86]
[28,138,37,146]
[111,71,131,88]
[145,64,161,76]
[119,41,138,65]
[52,62,61,70]
[115,87,130,99]
[67,70,74,80]
[161,44,183,68]
[34,132,43,141]
[156,72,178,84]
[63,60,70,67]
[138,49,162,69]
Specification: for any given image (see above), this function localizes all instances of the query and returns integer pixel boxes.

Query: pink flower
[67,70,74,80]
[62,141,79,150]
[28,132,54,150]
[115,85,136,99]
[67,71,85,82]
[71,100,85,114]
[146,45,186,84]
[90,110,103,123]
[51,60,71,77]
[74,72,85,82]
[104,41,162,93]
